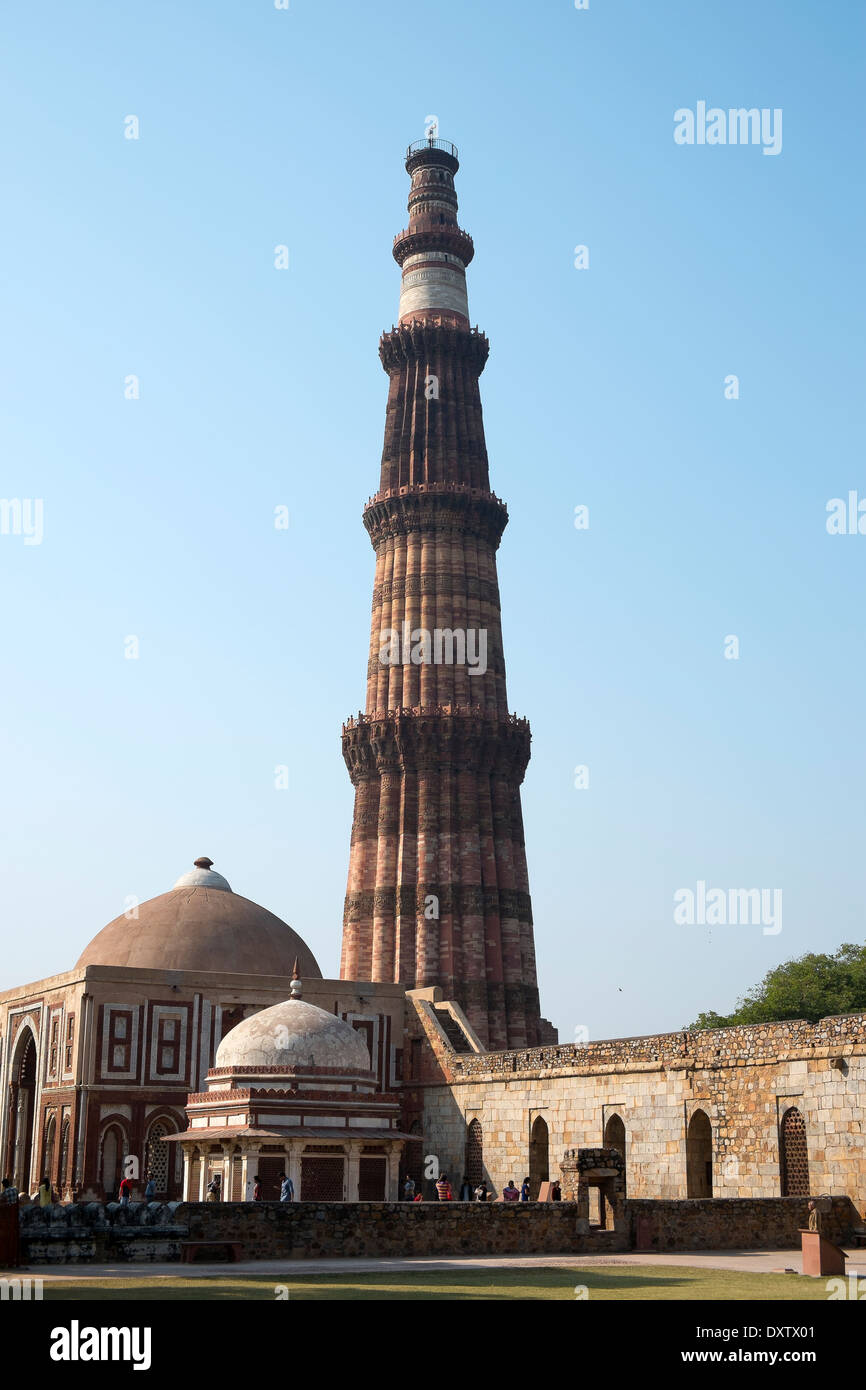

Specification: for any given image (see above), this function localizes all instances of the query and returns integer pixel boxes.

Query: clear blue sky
[1,0,863,1041]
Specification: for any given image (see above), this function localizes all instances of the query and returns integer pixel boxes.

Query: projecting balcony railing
[407,138,458,159]
[342,706,530,732]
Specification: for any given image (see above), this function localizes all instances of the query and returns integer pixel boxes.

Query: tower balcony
[407,138,459,159]
[405,139,460,175]
[393,221,474,268]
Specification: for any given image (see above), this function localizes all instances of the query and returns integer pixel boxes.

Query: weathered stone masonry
[18,1195,861,1264]
[410,1006,866,1204]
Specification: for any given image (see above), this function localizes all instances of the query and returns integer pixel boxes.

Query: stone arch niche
[686,1108,713,1197]
[100,1122,127,1200]
[780,1106,810,1196]
[58,1118,71,1198]
[603,1114,627,1194]
[6,1025,38,1192]
[42,1113,57,1191]
[465,1117,483,1191]
[529,1116,549,1199]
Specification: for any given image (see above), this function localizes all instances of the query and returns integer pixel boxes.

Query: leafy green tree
[688,942,866,1029]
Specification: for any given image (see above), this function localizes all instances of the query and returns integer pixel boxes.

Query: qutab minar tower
[340,137,555,1051]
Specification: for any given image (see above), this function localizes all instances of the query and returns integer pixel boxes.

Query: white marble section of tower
[394,139,474,329]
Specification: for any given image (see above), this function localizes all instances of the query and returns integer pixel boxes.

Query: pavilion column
[239,1147,251,1201]
[220,1148,231,1201]
[346,1140,363,1202]
[244,1148,261,1201]
[181,1148,193,1201]
[197,1152,209,1201]
[286,1139,303,1201]
[387,1145,401,1200]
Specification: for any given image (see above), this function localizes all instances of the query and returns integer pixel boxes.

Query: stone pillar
[346,1141,363,1202]
[181,1148,193,1202]
[14,1087,29,1190]
[286,1140,302,1202]
[244,1150,261,1201]
[220,1149,231,1201]
[197,1151,209,1202]
[388,1145,402,1200]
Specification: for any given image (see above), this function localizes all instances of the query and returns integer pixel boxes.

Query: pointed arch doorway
[529,1116,549,1199]
[6,1027,37,1192]
[686,1109,713,1197]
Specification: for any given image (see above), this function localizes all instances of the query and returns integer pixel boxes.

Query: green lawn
[37,1266,831,1300]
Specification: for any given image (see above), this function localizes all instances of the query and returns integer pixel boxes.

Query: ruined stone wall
[417,1012,866,1205]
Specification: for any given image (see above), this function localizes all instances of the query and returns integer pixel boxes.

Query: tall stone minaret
[340,137,553,1051]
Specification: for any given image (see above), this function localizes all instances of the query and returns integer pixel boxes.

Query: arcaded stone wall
[417,1012,866,1205]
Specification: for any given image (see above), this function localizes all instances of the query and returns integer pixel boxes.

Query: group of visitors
[118,1173,157,1205]
[402,1173,562,1202]
[244,1171,295,1202]
[2,1175,62,1206]
[0,1172,164,1208]
[2,1175,54,1205]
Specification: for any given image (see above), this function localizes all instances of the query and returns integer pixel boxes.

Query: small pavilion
[167,968,409,1201]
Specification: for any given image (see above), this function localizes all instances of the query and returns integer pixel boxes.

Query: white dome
[173,856,231,892]
[215,998,372,1074]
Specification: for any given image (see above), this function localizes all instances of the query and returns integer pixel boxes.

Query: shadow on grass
[38,1265,820,1302]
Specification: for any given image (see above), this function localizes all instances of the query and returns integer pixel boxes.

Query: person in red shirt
[435,1173,453,1201]
[502,1180,520,1202]
[118,1176,133,1207]
[253,1174,262,1201]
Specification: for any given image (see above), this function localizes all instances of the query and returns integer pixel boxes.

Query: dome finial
[290,957,302,999]
[173,859,232,893]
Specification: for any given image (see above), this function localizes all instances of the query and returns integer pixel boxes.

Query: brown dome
[76,861,322,978]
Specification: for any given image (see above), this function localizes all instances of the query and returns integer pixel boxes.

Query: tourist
[1,1178,19,1204]
[279,1171,294,1202]
[403,1175,415,1201]
[206,1174,222,1203]
[38,1177,52,1207]
[118,1174,133,1207]
[520,1176,531,1201]
[460,1173,472,1201]
[413,1190,423,1202]
[551,1180,562,1202]
[435,1172,453,1201]
[253,1174,262,1201]
[474,1181,488,1202]
[144,1173,156,1201]
[502,1179,520,1202]
[807,1199,821,1233]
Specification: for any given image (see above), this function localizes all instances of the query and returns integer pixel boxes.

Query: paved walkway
[6,1249,865,1281]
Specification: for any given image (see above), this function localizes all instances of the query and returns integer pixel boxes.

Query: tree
[689,942,866,1029]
